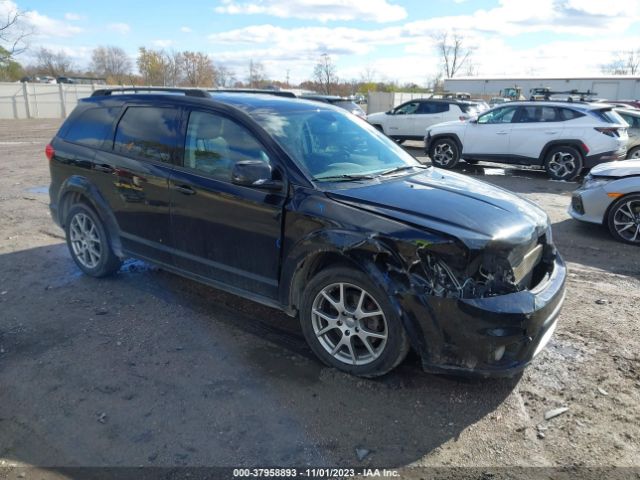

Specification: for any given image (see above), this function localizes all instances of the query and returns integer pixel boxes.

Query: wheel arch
[281,230,429,353]
[58,175,124,257]
[539,139,588,165]
[429,133,463,153]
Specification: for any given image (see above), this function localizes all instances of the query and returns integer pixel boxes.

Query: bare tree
[0,3,29,65]
[182,51,215,87]
[313,53,338,94]
[137,47,168,85]
[90,46,132,83]
[33,47,73,77]
[601,49,640,75]
[163,50,184,87]
[214,64,236,87]
[247,59,265,87]
[433,31,474,78]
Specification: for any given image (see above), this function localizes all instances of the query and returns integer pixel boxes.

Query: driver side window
[477,106,518,124]
[395,102,420,115]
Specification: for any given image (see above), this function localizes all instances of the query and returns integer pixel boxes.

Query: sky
[2,0,640,85]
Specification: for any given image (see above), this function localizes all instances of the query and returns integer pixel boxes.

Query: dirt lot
[0,119,639,477]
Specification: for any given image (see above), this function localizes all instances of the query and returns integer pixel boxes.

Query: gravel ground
[0,120,638,478]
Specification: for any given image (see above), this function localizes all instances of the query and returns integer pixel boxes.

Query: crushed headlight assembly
[582,175,613,190]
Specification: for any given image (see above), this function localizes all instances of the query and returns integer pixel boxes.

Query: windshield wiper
[376,165,426,176]
[313,173,377,182]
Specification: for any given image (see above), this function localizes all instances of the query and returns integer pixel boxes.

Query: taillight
[45,143,55,161]
[594,127,619,137]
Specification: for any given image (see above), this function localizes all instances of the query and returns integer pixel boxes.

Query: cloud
[152,39,173,48]
[214,0,407,23]
[64,12,83,21]
[180,26,192,33]
[108,22,131,35]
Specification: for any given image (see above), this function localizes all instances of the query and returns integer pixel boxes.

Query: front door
[169,109,286,299]
[463,105,518,158]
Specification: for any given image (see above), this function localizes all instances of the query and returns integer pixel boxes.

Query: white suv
[367,99,478,143]
[425,102,629,181]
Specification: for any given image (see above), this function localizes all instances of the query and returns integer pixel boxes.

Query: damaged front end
[400,228,565,377]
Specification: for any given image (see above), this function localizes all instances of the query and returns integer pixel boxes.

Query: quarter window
[183,111,270,181]
[63,107,120,147]
[113,107,180,163]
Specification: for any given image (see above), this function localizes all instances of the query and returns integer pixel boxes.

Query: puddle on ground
[25,185,48,195]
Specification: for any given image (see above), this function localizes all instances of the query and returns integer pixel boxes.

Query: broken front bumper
[408,254,566,377]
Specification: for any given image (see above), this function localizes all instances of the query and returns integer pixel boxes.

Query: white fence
[0,82,98,119]
[366,92,434,114]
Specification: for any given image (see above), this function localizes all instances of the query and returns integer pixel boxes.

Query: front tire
[627,146,640,160]
[300,267,410,377]
[544,146,583,181]
[65,204,122,277]
[607,194,640,245]
[429,138,460,169]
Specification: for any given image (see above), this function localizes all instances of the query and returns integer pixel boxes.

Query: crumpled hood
[591,159,640,177]
[326,168,549,250]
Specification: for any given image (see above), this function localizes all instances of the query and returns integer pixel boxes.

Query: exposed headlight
[582,175,612,190]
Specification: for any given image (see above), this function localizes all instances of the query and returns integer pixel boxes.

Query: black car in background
[47,88,566,377]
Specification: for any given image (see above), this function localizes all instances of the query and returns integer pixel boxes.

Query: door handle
[545,130,559,134]
[496,131,508,135]
[94,164,114,174]
[172,184,196,195]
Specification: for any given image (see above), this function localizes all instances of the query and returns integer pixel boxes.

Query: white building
[444,76,640,101]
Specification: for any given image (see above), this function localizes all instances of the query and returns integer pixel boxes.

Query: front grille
[572,194,585,215]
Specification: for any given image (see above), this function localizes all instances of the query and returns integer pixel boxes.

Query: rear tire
[607,194,640,245]
[627,146,640,160]
[65,204,122,277]
[429,138,460,169]
[544,146,583,181]
[299,267,410,377]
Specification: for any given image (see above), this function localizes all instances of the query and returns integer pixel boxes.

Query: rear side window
[62,107,119,147]
[418,102,449,114]
[558,108,585,121]
[113,107,180,163]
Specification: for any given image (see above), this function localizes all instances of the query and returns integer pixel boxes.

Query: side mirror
[469,117,478,124]
[386,109,394,115]
[231,160,283,191]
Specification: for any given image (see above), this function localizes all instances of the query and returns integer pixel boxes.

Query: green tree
[0,46,24,81]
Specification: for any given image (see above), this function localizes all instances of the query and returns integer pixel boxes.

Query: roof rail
[210,88,297,98]
[91,87,210,98]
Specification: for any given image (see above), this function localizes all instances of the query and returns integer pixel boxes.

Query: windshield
[334,100,365,115]
[248,106,422,182]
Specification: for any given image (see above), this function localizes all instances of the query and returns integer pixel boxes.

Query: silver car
[615,108,640,159]
[569,160,640,245]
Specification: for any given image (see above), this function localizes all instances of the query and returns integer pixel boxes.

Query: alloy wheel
[612,199,640,243]
[311,282,388,366]
[69,212,102,268]
[432,142,455,166]
[547,151,576,179]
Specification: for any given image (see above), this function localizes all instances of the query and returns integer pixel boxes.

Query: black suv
[48,87,566,377]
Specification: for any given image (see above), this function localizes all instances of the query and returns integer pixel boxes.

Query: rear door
[93,105,179,264]
[413,101,449,136]
[509,105,565,161]
[169,108,287,298]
